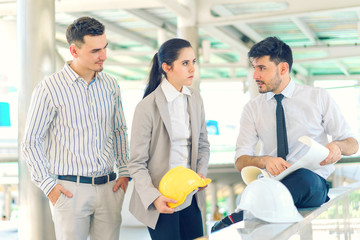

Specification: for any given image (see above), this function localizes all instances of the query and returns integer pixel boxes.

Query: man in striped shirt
[22,17,129,240]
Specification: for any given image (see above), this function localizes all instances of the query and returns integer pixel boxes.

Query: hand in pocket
[48,184,73,206]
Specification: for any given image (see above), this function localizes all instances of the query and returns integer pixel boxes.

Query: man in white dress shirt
[235,36,358,208]
[212,36,359,233]
[22,17,129,240]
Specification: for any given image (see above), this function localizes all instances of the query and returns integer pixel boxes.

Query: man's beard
[258,71,282,93]
[95,66,104,73]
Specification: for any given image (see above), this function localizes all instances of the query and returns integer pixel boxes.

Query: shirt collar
[161,79,191,102]
[63,61,98,85]
[266,78,295,101]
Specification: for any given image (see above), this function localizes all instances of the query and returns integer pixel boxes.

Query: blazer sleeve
[128,100,162,210]
[196,92,210,176]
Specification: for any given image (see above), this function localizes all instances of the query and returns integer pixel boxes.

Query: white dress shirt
[235,79,354,179]
[161,79,195,211]
[22,62,129,196]
[161,79,191,169]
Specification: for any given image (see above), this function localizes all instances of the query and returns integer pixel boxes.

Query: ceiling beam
[198,0,360,26]
[335,61,350,76]
[106,61,248,69]
[291,17,320,45]
[212,4,262,42]
[295,46,360,63]
[156,0,191,19]
[201,26,249,54]
[126,9,177,35]
[292,64,309,77]
[233,23,263,42]
[68,12,157,48]
[211,3,307,78]
[310,74,360,80]
[0,0,164,16]
[198,44,360,59]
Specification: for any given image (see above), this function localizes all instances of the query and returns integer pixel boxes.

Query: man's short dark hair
[248,36,293,71]
[66,17,105,46]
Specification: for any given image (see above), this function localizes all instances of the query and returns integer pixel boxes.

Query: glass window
[200,81,250,165]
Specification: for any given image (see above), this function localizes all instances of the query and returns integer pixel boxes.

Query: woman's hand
[153,195,177,214]
[198,173,208,191]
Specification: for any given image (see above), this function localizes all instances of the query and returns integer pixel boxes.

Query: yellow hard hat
[159,166,211,208]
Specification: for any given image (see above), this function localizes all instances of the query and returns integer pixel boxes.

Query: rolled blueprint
[241,136,330,184]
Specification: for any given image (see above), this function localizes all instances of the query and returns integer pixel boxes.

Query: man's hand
[48,184,73,206]
[113,177,129,193]
[321,142,342,166]
[153,195,177,214]
[264,156,291,176]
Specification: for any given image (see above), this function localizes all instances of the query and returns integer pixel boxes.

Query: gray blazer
[128,85,210,229]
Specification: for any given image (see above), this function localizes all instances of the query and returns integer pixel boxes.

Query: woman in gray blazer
[128,38,210,240]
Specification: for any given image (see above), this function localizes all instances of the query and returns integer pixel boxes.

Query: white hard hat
[241,166,271,185]
[237,178,303,223]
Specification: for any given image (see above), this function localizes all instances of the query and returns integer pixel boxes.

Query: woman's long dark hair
[143,38,192,98]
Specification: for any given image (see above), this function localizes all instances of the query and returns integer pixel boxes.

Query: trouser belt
[57,172,116,185]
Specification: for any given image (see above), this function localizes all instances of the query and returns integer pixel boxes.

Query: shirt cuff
[117,165,130,177]
[40,177,57,196]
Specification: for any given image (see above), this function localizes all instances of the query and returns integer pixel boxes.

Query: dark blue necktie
[274,94,288,160]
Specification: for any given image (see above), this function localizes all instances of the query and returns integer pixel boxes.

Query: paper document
[274,136,329,180]
[241,136,330,184]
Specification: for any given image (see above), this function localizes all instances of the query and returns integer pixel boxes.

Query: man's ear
[279,62,289,75]
[162,62,171,73]
[69,43,79,58]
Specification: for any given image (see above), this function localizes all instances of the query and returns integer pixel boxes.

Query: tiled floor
[120,226,151,240]
[0,221,17,240]
[0,223,151,240]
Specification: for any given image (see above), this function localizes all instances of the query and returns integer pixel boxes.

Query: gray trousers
[50,179,125,240]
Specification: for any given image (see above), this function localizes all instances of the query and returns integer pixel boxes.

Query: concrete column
[176,0,206,231]
[247,67,259,99]
[177,0,200,91]
[157,27,168,47]
[202,40,211,64]
[3,185,12,220]
[209,182,218,219]
[0,20,17,89]
[228,184,235,213]
[56,50,66,72]
[17,0,56,239]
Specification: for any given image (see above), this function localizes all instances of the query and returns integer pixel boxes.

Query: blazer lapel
[187,90,199,169]
[155,86,173,141]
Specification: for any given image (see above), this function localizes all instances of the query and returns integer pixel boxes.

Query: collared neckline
[266,78,295,101]
[63,61,98,85]
[161,79,191,103]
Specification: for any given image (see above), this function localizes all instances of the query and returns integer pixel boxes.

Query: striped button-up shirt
[22,62,129,196]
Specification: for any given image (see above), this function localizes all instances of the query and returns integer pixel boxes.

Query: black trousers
[148,196,203,240]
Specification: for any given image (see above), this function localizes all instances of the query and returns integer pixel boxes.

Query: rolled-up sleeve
[320,88,355,141]
[234,102,259,161]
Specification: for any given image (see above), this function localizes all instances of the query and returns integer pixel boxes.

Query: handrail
[272,181,360,240]
[209,181,360,240]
